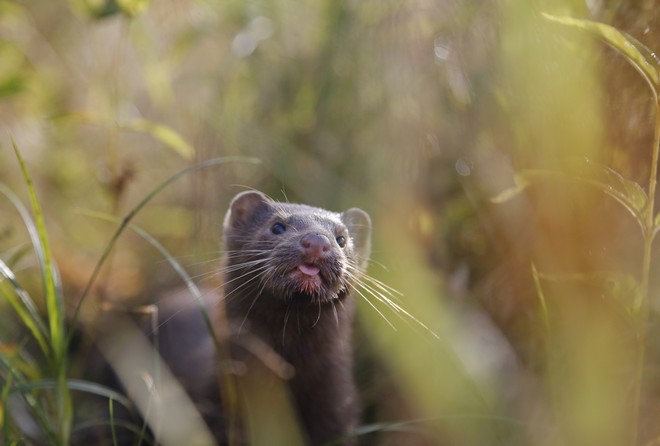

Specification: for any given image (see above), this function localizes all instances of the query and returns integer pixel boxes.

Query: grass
[2,2,660,446]
[0,148,259,444]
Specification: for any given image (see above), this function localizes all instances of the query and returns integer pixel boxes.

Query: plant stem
[632,94,660,446]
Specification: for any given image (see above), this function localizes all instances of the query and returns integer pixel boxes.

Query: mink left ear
[223,190,273,230]
[341,208,371,270]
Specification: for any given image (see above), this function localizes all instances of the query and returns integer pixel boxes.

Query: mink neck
[227,287,355,354]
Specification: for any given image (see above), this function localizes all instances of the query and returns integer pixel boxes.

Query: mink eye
[271,223,287,235]
[336,235,346,248]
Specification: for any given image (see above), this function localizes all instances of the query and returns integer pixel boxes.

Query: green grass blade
[72,419,155,445]
[531,264,550,331]
[11,141,66,362]
[0,266,50,355]
[1,367,13,445]
[3,244,32,270]
[70,156,261,335]
[542,13,660,98]
[0,185,51,354]
[79,210,220,345]
[0,350,59,444]
[11,140,72,445]
[122,119,195,160]
[11,379,133,411]
[109,398,118,446]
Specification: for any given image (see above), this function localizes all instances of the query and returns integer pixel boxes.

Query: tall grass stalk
[632,92,660,445]
[7,140,73,444]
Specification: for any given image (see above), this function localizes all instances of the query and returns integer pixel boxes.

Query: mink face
[222,191,371,309]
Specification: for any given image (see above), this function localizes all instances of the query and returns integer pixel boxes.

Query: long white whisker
[357,281,439,339]
[282,304,293,343]
[222,263,272,289]
[331,299,339,328]
[352,286,397,331]
[346,264,404,298]
[239,292,262,335]
[222,266,271,302]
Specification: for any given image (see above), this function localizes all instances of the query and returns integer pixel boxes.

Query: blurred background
[1,0,660,445]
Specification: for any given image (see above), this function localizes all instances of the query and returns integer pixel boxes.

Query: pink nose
[301,233,331,258]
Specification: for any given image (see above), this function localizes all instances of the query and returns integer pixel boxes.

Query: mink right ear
[224,191,271,229]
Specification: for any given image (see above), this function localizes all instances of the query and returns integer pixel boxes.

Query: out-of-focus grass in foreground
[2,0,660,445]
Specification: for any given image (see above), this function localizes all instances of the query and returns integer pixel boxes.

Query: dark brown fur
[221,191,371,445]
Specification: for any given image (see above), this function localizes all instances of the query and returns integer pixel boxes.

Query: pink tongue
[298,264,320,276]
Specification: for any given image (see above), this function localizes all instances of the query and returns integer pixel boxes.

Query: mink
[220,191,371,445]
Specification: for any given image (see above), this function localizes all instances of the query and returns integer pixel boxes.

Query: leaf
[0,262,50,355]
[123,119,195,160]
[1,370,11,444]
[0,346,59,444]
[599,165,648,214]
[531,264,550,330]
[11,141,66,362]
[493,162,647,233]
[52,114,194,159]
[11,380,133,411]
[490,174,529,203]
[654,213,660,240]
[542,13,660,98]
[0,186,50,354]
[116,0,148,16]
[11,140,72,443]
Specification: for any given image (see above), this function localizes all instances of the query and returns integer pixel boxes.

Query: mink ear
[224,191,271,229]
[341,208,371,270]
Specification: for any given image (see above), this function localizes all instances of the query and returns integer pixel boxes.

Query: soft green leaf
[0,264,50,355]
[542,13,660,97]
[1,368,12,444]
[123,119,195,160]
[601,165,648,213]
[490,174,529,203]
[0,347,59,444]
[11,141,66,362]
[68,0,119,19]
[117,0,148,16]
[654,213,660,239]
[12,140,72,444]
[53,114,195,159]
[531,264,550,330]
[495,162,647,233]
[12,380,132,411]
[0,77,25,98]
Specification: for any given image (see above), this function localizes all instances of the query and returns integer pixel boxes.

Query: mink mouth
[273,261,345,302]
[288,263,326,295]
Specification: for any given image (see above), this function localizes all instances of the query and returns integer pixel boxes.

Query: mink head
[222,190,371,304]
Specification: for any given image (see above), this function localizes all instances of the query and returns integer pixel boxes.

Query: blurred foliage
[2,0,660,445]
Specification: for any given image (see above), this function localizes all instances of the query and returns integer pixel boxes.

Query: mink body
[220,191,371,446]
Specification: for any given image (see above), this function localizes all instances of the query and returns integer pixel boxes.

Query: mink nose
[301,233,331,258]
